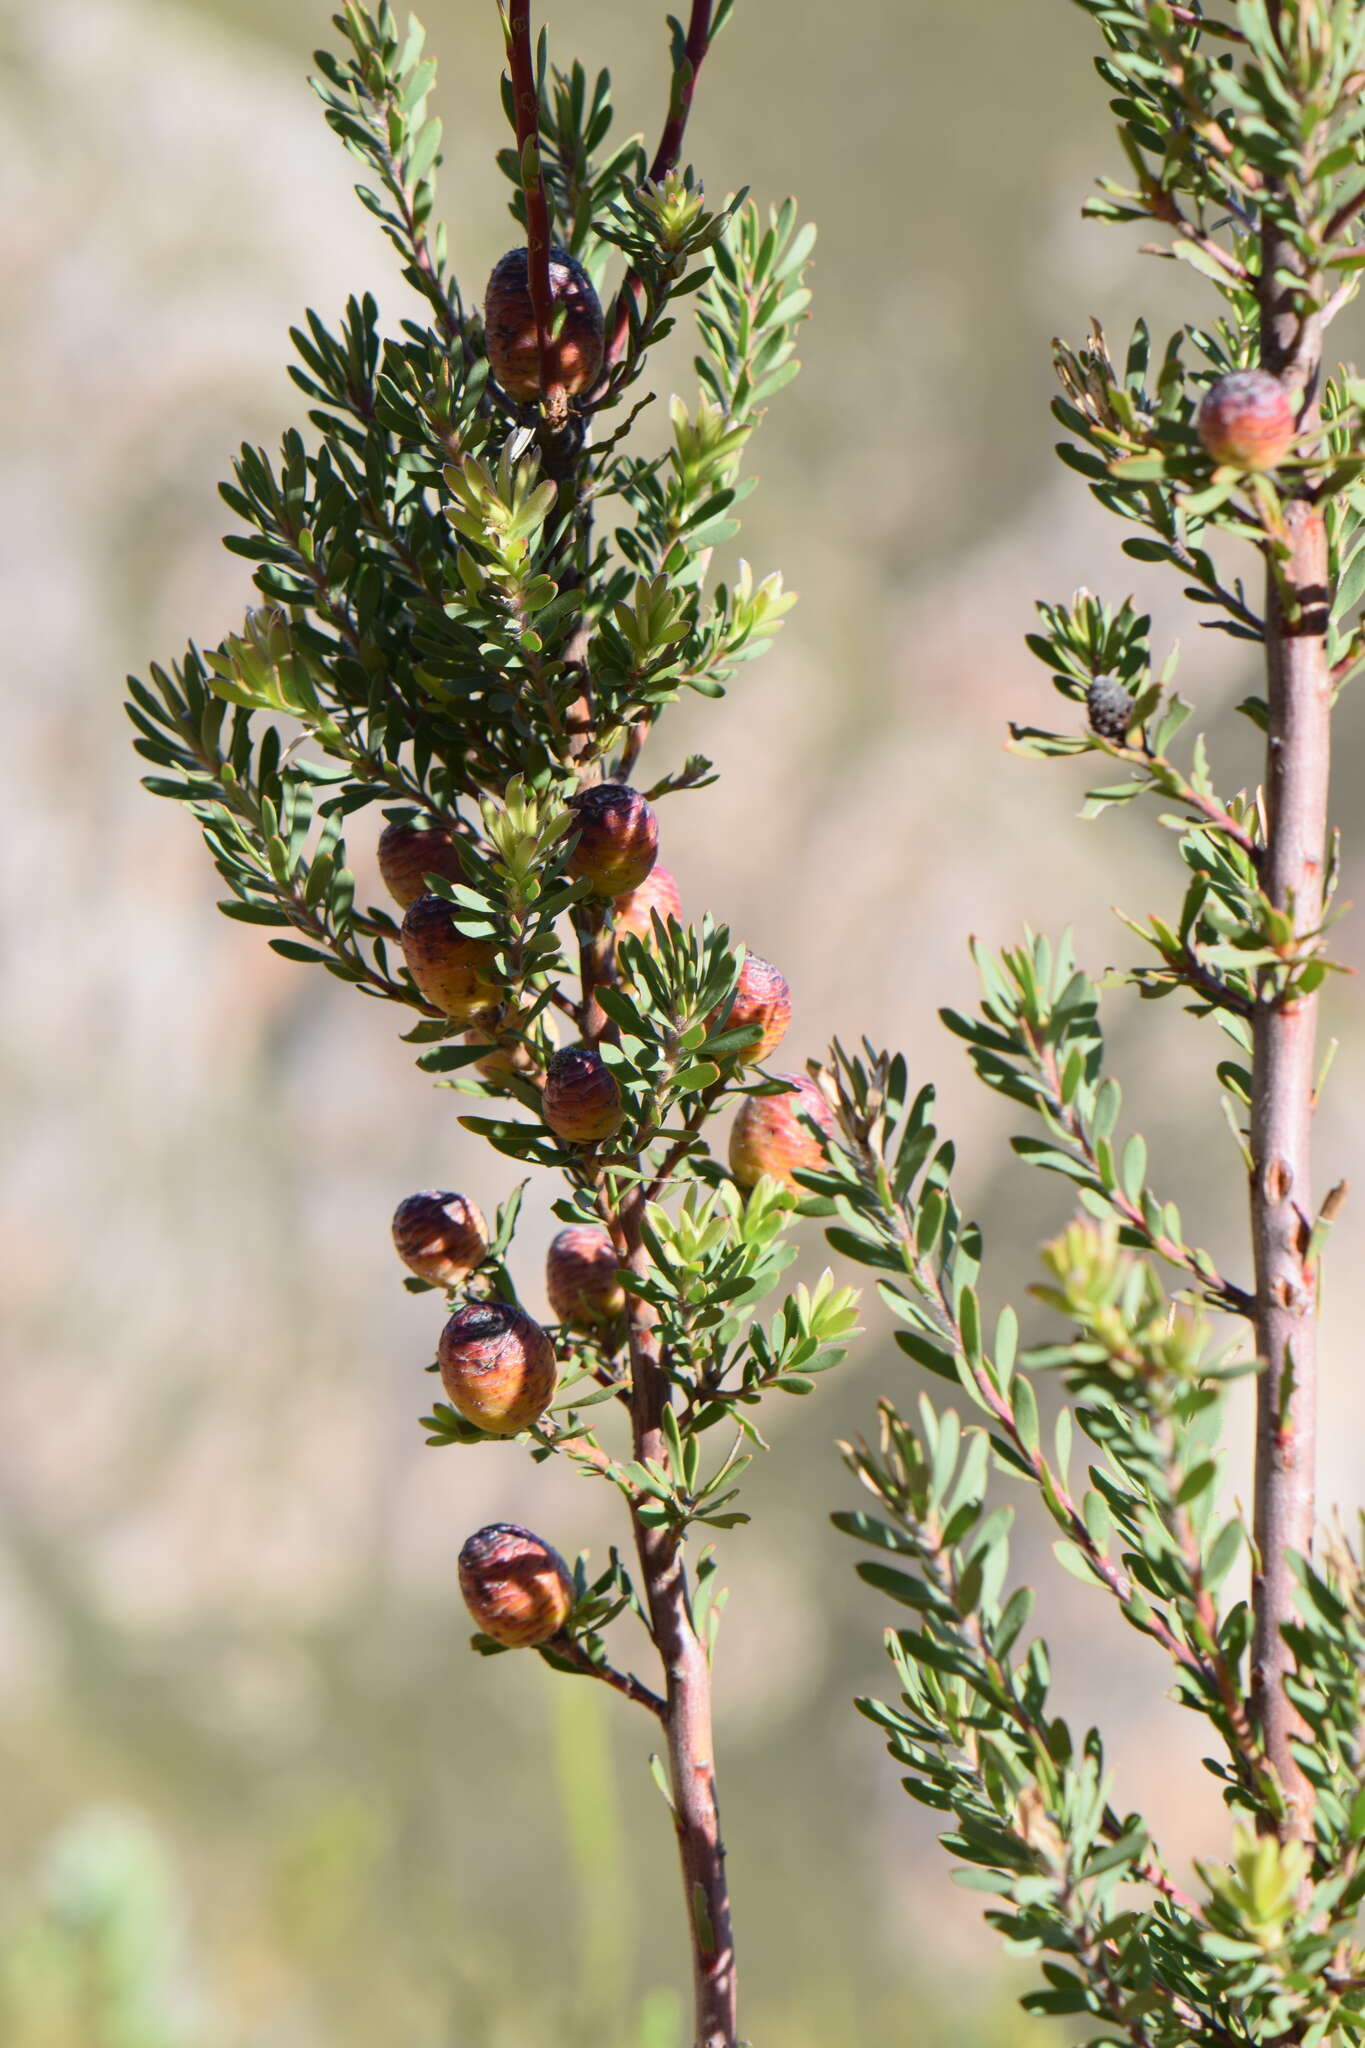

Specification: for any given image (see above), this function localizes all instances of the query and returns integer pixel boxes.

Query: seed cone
[1086,677,1136,744]
[542,1047,623,1145]
[459,1522,574,1647]
[377,818,465,909]
[392,1191,488,1287]
[546,1225,626,1329]
[438,1301,559,1436]
[400,893,501,1020]
[729,1075,835,1193]
[567,784,658,898]
[1196,369,1295,471]
[483,246,604,403]
[614,864,682,946]
[713,953,792,1066]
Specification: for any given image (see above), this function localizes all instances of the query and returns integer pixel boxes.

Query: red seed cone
[399,893,501,1021]
[458,1522,574,1647]
[542,1047,624,1145]
[546,1225,626,1329]
[614,864,682,946]
[483,246,604,404]
[567,784,658,898]
[438,1301,559,1436]
[377,818,466,909]
[729,1075,835,1193]
[712,953,792,1066]
[392,1190,488,1287]
[1196,370,1295,471]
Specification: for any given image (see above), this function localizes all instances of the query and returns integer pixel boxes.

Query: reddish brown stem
[619,1186,737,2048]
[1167,3,1246,36]
[549,1633,667,1719]
[604,0,716,370]
[647,0,714,185]
[502,4,566,420]
[576,900,615,1048]
[1249,186,1328,1843]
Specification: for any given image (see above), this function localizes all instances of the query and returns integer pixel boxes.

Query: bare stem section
[604,0,716,369]
[1251,203,1329,1840]
[502,2,565,419]
[621,1189,736,2048]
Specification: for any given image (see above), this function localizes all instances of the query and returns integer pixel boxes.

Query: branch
[549,1632,667,1718]
[884,1460,1209,1924]
[389,155,465,352]
[644,1074,729,1202]
[1027,1030,1254,1317]
[1249,68,1329,1843]
[647,0,714,185]
[1166,3,1246,36]
[1116,736,1263,866]
[502,3,566,421]
[619,1183,738,2045]
[1324,185,1365,248]
[604,0,716,371]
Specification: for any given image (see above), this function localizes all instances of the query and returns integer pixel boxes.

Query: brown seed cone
[399,893,501,1021]
[377,818,466,909]
[546,1225,626,1330]
[438,1301,559,1436]
[712,953,792,1066]
[729,1075,835,1193]
[392,1190,489,1287]
[614,864,682,946]
[542,1046,624,1145]
[483,246,604,404]
[1196,370,1295,471]
[566,784,658,898]
[458,1522,574,1647]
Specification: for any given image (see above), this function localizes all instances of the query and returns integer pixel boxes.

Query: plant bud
[546,1225,626,1329]
[438,1301,559,1436]
[377,818,465,909]
[1196,370,1295,471]
[567,784,658,898]
[542,1046,624,1145]
[483,246,605,403]
[712,953,792,1065]
[392,1190,488,1287]
[458,1522,574,1647]
[1086,676,1136,744]
[399,893,501,1020]
[729,1075,834,1193]
[614,864,682,945]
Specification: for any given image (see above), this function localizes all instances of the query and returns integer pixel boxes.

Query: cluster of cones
[382,780,836,1654]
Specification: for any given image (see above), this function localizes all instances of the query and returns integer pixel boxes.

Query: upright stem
[647,0,715,185]
[619,1187,737,2048]
[502,3,567,421]
[1249,172,1329,1841]
[603,0,716,370]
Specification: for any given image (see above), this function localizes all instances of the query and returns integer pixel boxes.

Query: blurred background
[6,1,1365,2042]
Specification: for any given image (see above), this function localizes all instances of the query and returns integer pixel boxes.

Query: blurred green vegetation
[7,0,1365,2042]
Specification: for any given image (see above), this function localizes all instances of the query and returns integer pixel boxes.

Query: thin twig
[1167,4,1246,36]
[1029,1031,1254,1316]
[550,1632,667,1718]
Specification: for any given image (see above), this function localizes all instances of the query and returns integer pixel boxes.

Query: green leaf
[856,1561,934,1610]
[1052,1540,1103,1588]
